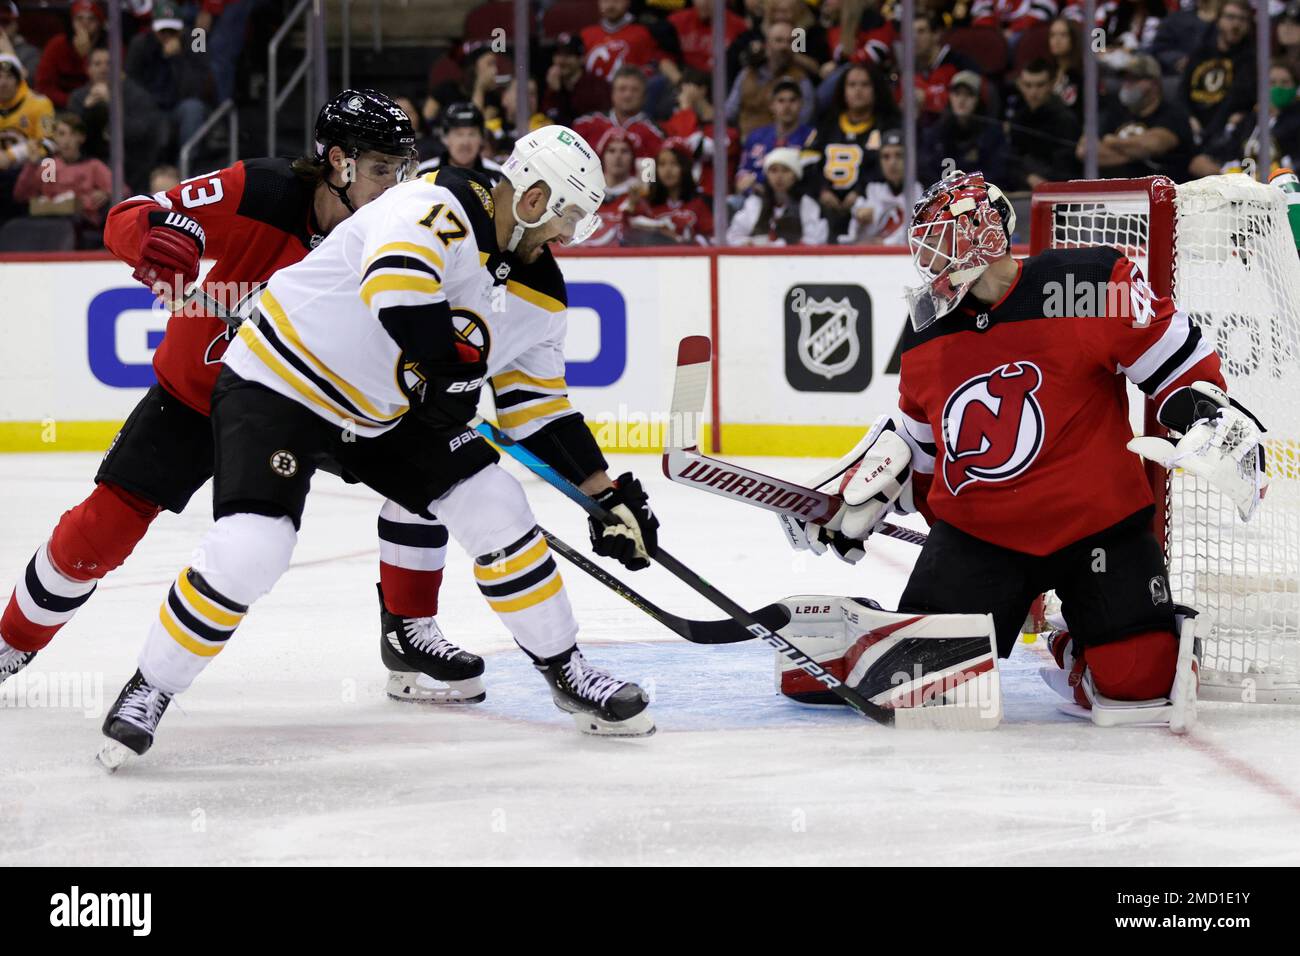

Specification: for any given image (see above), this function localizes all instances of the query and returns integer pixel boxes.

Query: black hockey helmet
[314,89,417,210]
[443,101,485,133]
[315,88,417,161]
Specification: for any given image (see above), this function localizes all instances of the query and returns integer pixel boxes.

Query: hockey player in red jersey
[782,170,1268,731]
[0,90,486,705]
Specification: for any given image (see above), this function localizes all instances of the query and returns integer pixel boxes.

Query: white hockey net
[1034,174,1300,704]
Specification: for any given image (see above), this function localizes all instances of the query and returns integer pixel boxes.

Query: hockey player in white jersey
[98,126,662,767]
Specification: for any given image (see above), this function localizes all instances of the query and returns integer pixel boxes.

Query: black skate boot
[534,646,654,736]
[97,670,173,771]
[0,639,36,687]
[379,585,485,703]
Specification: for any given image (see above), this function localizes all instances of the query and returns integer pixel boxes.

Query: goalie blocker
[773,596,1002,729]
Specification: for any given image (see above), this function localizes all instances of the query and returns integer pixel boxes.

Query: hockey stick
[180,286,776,644]
[663,335,927,546]
[537,528,789,644]
[473,416,897,727]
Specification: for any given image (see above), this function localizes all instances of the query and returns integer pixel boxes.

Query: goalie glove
[779,415,914,565]
[1127,382,1267,521]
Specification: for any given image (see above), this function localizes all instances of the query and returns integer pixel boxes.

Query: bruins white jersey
[223,167,575,439]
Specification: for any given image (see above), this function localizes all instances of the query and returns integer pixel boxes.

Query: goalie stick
[473,416,899,727]
[663,336,927,546]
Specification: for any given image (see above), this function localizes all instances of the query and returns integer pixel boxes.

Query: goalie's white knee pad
[192,513,297,606]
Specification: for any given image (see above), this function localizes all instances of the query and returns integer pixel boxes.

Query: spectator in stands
[127,4,216,155]
[1180,0,1256,144]
[1085,52,1194,182]
[625,138,713,245]
[765,0,832,81]
[0,1,40,81]
[574,66,666,160]
[921,71,1007,184]
[424,46,503,133]
[417,102,504,181]
[542,33,610,127]
[1152,0,1220,76]
[1092,0,1165,52]
[69,46,161,193]
[35,0,105,109]
[1046,15,1082,113]
[905,12,977,122]
[392,94,440,162]
[581,0,676,86]
[197,0,262,105]
[1003,58,1081,191]
[670,0,746,76]
[807,61,900,241]
[660,67,734,198]
[841,129,920,246]
[14,111,111,235]
[727,146,827,245]
[495,76,550,150]
[1280,4,1300,83]
[1188,60,1300,177]
[149,163,180,194]
[0,53,53,172]
[725,20,816,139]
[970,0,1058,40]
[735,78,814,195]
[588,127,643,246]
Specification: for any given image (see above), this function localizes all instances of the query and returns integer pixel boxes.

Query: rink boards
[0,248,919,457]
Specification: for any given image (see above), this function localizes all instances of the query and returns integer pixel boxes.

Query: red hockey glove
[133,210,206,305]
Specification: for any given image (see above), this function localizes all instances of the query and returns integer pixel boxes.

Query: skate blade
[96,739,135,773]
[569,709,656,737]
[386,671,486,704]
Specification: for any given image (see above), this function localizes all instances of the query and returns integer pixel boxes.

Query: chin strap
[507,190,554,252]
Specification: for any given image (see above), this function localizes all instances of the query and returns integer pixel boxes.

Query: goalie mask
[905,170,1015,331]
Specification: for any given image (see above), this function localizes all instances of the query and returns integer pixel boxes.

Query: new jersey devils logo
[941,362,1046,495]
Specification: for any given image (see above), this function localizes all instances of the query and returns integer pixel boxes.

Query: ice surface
[2,453,1299,865]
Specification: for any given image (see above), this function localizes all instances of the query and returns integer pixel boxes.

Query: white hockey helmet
[500,125,605,251]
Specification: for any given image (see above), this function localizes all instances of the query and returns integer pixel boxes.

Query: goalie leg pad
[774,595,1002,729]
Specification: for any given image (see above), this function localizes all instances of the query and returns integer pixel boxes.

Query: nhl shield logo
[795,296,860,379]
[783,284,872,392]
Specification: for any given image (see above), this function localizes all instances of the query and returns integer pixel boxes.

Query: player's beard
[513,226,553,263]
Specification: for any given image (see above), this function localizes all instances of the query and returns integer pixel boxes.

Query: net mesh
[1043,175,1300,703]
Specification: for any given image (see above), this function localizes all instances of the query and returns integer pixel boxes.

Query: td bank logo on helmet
[940,362,1045,495]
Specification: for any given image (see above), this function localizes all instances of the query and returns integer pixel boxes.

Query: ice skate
[379,585,485,703]
[0,639,36,688]
[534,647,654,737]
[97,670,173,771]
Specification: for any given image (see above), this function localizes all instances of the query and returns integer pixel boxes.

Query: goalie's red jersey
[894,247,1225,556]
[103,158,322,415]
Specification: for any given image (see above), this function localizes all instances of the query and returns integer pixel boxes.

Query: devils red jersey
[893,247,1225,556]
[103,158,322,415]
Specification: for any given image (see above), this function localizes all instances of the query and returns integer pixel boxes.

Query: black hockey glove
[589,473,659,571]
[408,356,488,430]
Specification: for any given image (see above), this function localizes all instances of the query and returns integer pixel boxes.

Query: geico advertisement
[0,258,710,432]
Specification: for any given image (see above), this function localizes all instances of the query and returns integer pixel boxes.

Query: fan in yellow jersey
[97,127,662,768]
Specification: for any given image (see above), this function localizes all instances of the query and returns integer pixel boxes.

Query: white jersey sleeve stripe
[1118,309,1191,383]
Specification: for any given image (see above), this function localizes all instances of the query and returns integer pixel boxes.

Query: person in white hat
[726,146,827,245]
